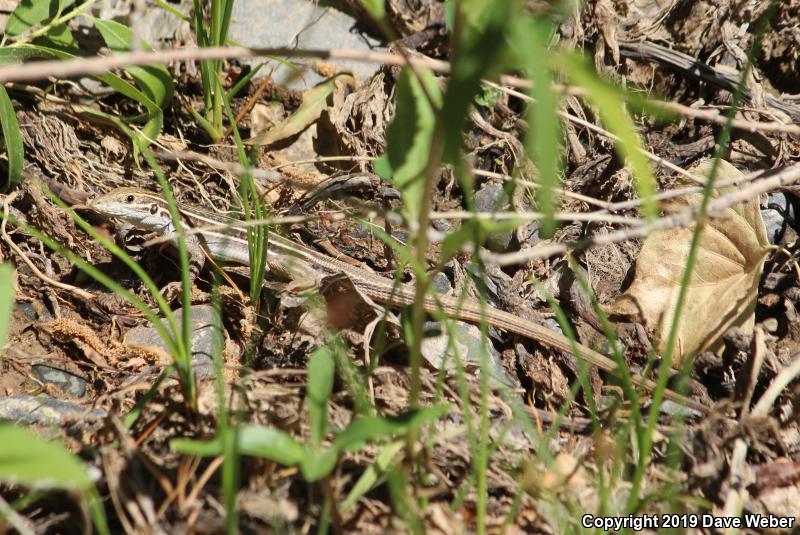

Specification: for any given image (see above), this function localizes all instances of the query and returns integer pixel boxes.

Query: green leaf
[6,0,75,37]
[0,264,16,356]
[0,47,50,64]
[17,43,165,144]
[92,18,174,109]
[561,52,657,221]
[383,67,441,222]
[521,18,563,238]
[358,0,385,20]
[342,440,404,511]
[332,405,449,452]
[298,447,338,482]
[172,425,307,466]
[245,75,345,146]
[0,86,24,189]
[0,424,92,490]
[474,86,501,109]
[307,345,335,448]
[440,0,511,164]
[41,22,77,47]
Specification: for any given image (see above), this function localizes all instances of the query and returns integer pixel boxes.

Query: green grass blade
[561,52,658,222]
[307,345,335,449]
[519,18,562,238]
[0,264,16,363]
[0,85,24,189]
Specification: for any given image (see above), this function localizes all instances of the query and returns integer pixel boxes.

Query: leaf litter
[1,0,800,532]
[607,159,771,365]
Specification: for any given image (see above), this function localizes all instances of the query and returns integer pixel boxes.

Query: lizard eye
[149,203,158,215]
[125,194,135,203]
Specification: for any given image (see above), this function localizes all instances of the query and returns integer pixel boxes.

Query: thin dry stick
[0,46,452,84]
[485,162,800,266]
[751,350,800,418]
[165,148,617,211]
[0,495,36,535]
[655,100,800,136]
[484,81,701,183]
[471,168,614,210]
[430,210,637,225]
[1,193,94,300]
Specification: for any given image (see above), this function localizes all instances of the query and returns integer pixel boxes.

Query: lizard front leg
[159,233,207,302]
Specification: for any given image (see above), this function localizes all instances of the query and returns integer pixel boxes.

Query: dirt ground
[2,0,800,533]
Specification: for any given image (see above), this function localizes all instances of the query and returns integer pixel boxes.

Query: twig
[752,350,800,418]
[0,46,451,84]
[655,101,800,136]
[484,162,800,266]
[0,495,36,535]
[1,192,94,300]
[484,81,701,183]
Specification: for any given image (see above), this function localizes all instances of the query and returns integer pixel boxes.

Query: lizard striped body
[89,187,706,413]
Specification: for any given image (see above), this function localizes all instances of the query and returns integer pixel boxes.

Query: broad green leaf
[245,74,348,146]
[172,425,307,466]
[298,447,338,482]
[0,47,50,64]
[0,86,24,188]
[92,18,173,108]
[6,0,75,36]
[16,43,164,143]
[332,405,449,452]
[0,424,92,490]
[381,67,441,222]
[561,52,657,221]
[41,22,77,47]
[0,264,15,355]
[307,345,335,448]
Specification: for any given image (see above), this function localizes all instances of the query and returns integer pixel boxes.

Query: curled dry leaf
[246,73,354,147]
[605,159,769,366]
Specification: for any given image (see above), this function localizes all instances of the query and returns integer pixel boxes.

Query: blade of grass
[0,85,23,189]
[219,75,269,306]
[138,144,197,407]
[561,52,658,223]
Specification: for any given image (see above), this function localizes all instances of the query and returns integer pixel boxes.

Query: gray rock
[0,395,106,427]
[474,184,509,213]
[420,321,512,386]
[474,184,513,252]
[431,272,453,295]
[762,192,797,245]
[125,304,218,378]
[32,365,89,398]
[229,0,386,89]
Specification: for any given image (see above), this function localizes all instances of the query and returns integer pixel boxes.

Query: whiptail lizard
[89,187,707,414]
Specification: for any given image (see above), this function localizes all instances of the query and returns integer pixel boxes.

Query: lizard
[89,186,708,414]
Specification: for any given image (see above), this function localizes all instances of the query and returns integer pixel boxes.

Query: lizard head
[90,187,172,231]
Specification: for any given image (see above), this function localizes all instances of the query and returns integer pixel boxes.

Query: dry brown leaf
[246,73,354,147]
[605,159,769,366]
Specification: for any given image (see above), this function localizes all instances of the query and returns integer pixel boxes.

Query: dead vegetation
[1,0,800,533]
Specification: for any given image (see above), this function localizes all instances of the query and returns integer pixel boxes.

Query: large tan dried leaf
[605,159,769,366]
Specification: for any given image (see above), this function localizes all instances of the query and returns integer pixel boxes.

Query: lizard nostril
[126,194,135,203]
